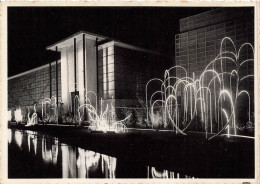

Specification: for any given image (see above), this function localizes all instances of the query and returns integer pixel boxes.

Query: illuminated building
[175,7,254,94]
[8,31,170,120]
[174,8,254,121]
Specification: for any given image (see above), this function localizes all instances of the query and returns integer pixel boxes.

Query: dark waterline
[8,129,194,179]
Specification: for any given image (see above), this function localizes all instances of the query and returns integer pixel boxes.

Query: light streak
[146,37,254,139]
[42,96,57,123]
[8,110,12,121]
[26,104,38,126]
[15,107,23,123]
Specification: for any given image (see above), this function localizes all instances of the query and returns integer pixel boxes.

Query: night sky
[8,7,217,77]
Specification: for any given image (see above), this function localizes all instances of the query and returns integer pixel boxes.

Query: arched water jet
[165,95,186,135]
[26,104,38,126]
[238,90,251,123]
[146,37,253,139]
[145,78,163,127]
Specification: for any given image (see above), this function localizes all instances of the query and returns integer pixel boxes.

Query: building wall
[114,46,167,106]
[59,38,97,112]
[175,9,254,96]
[8,32,171,121]
[8,35,98,118]
[98,45,115,100]
[8,62,61,114]
[98,43,171,110]
[180,7,253,33]
[175,8,254,124]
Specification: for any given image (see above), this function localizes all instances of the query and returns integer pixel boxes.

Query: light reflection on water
[42,134,58,165]
[8,129,12,144]
[148,167,194,179]
[61,145,117,178]
[14,130,22,148]
[27,130,37,155]
[8,129,194,179]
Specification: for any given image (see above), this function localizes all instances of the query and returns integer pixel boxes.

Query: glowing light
[146,37,254,139]
[26,130,38,154]
[77,93,130,133]
[14,107,23,123]
[42,96,57,123]
[8,110,12,121]
[26,104,38,126]
[222,109,230,137]
[14,130,22,148]
[8,129,12,144]
[151,167,168,178]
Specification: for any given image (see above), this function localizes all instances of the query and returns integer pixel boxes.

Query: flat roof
[98,40,164,56]
[8,60,61,80]
[46,31,107,51]
[47,30,168,57]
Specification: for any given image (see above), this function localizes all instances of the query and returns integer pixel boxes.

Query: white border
[1,2,259,184]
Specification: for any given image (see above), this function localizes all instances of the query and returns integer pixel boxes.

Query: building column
[55,46,59,123]
[83,34,86,104]
[74,38,77,92]
[95,37,99,109]
[56,47,59,104]
[49,62,52,98]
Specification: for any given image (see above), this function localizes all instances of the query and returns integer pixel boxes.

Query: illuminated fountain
[26,104,38,126]
[42,96,57,123]
[42,134,59,164]
[73,95,80,123]
[77,93,130,133]
[8,110,12,122]
[14,106,23,123]
[146,37,254,140]
[86,98,130,133]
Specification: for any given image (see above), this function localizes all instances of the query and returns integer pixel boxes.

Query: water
[8,128,195,179]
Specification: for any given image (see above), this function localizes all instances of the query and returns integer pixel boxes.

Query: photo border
[1,1,259,184]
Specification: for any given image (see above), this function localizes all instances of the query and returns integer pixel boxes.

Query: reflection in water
[101,153,117,178]
[85,150,100,173]
[151,167,169,178]
[14,130,22,148]
[62,147,117,178]
[42,134,58,165]
[9,129,193,179]
[27,130,38,155]
[149,167,195,179]
[62,145,77,178]
[77,148,87,178]
[8,129,12,144]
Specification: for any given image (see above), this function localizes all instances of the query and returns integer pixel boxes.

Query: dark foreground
[8,124,254,178]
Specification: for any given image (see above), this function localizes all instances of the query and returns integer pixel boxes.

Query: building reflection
[62,146,117,178]
[26,130,38,155]
[8,129,12,144]
[42,134,58,165]
[14,130,22,148]
[61,145,77,178]
[32,133,37,155]
[9,129,197,179]
[148,166,195,179]
[101,152,117,178]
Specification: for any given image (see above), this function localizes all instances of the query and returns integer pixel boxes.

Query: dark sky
[8,7,216,77]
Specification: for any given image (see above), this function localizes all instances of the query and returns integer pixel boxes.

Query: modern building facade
[175,7,254,93]
[8,61,61,120]
[174,7,254,124]
[8,31,170,121]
